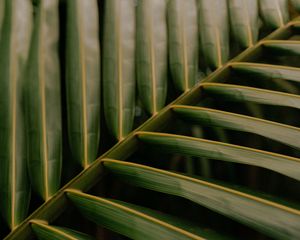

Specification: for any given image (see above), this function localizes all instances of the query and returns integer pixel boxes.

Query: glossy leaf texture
[137,131,300,181]
[173,105,300,149]
[65,0,101,168]
[228,0,259,48]
[136,0,168,115]
[0,0,32,229]
[197,0,229,69]
[67,189,211,240]
[168,0,199,92]
[103,159,300,239]
[26,0,62,201]
[259,0,289,29]
[201,82,300,110]
[103,0,136,140]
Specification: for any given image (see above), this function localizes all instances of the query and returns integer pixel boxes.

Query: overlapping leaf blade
[26,0,61,201]
[198,0,229,69]
[0,0,32,229]
[173,105,300,149]
[259,0,289,28]
[137,131,300,180]
[103,0,136,140]
[31,221,93,240]
[136,0,168,115]
[67,189,207,240]
[228,0,259,48]
[168,0,199,92]
[263,40,300,55]
[103,159,300,239]
[65,0,101,168]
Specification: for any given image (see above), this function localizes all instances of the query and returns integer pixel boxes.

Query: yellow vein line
[39,2,49,200]
[117,1,123,140]
[149,5,157,115]
[181,2,189,91]
[77,1,88,168]
[243,0,253,47]
[275,0,284,27]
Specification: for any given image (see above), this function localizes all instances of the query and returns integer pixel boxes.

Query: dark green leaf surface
[137,131,300,180]
[173,105,300,149]
[262,40,300,55]
[231,62,300,82]
[67,189,205,240]
[201,82,300,109]
[259,0,289,28]
[168,0,199,92]
[198,0,229,69]
[66,0,101,168]
[0,0,4,37]
[103,0,136,140]
[31,221,94,240]
[103,159,300,239]
[228,0,259,47]
[0,0,32,229]
[136,0,168,115]
[26,0,62,201]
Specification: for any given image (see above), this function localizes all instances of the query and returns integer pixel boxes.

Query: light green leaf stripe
[26,0,61,201]
[66,189,205,240]
[201,82,300,110]
[103,0,136,140]
[259,0,289,28]
[198,0,229,69]
[136,0,168,115]
[173,105,300,149]
[103,159,300,239]
[31,220,94,240]
[231,62,300,82]
[228,0,259,48]
[0,0,32,229]
[137,131,300,180]
[66,0,101,168]
[168,0,199,92]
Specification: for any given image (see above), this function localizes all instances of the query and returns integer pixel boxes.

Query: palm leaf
[26,0,61,201]
[65,0,101,168]
[228,0,259,48]
[168,0,199,92]
[31,221,93,240]
[259,0,289,28]
[136,0,168,115]
[231,62,300,82]
[67,189,210,240]
[201,82,300,109]
[103,0,136,140]
[262,40,300,55]
[137,131,300,180]
[0,0,32,229]
[198,0,229,69]
[173,105,300,149]
[102,159,300,239]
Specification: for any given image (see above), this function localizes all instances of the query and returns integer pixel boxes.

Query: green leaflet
[168,0,199,92]
[66,0,101,168]
[259,0,289,28]
[137,131,300,180]
[103,159,300,239]
[201,82,300,110]
[26,0,61,201]
[0,0,4,38]
[173,105,300,149]
[198,0,229,69]
[291,0,300,12]
[0,0,32,230]
[103,0,136,140]
[263,40,300,55]
[66,189,205,240]
[31,221,94,240]
[231,62,300,82]
[136,0,168,115]
[228,0,259,48]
